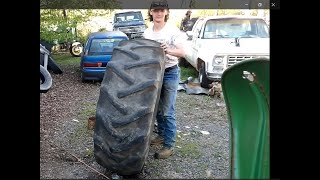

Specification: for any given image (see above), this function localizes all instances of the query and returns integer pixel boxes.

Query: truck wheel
[199,62,212,88]
[93,39,165,176]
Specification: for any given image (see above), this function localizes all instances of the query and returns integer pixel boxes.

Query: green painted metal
[221,58,270,179]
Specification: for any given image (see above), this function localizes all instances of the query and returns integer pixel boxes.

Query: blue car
[80,31,129,82]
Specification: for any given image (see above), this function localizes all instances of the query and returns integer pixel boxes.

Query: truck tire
[199,62,212,88]
[93,39,165,176]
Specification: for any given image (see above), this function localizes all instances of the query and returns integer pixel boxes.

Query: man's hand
[160,43,168,53]
[160,43,185,58]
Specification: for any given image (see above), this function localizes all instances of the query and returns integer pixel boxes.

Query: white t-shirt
[143,23,187,69]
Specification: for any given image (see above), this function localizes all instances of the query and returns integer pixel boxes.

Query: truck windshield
[114,12,143,23]
[203,18,269,39]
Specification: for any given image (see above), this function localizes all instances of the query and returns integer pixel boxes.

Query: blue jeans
[156,65,180,148]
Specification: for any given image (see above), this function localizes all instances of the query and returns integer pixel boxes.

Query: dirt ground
[40,62,229,179]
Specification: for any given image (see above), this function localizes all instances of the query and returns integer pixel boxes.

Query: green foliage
[52,53,81,67]
[195,9,243,17]
[98,28,107,32]
[40,9,114,43]
[177,142,202,159]
[180,66,198,81]
[195,10,216,17]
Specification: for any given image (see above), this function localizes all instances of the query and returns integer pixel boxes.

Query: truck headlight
[214,57,223,64]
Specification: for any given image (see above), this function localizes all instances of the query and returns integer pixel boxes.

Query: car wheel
[199,62,212,88]
[70,44,83,57]
[94,39,165,176]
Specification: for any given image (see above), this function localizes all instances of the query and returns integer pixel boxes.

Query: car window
[88,38,124,55]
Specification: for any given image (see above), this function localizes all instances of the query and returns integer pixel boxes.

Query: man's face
[150,9,168,23]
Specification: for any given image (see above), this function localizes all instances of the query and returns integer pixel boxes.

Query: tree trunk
[62,9,67,19]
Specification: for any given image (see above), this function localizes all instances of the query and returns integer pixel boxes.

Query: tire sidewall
[70,44,82,57]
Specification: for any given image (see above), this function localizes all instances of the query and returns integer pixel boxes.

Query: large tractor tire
[93,39,165,175]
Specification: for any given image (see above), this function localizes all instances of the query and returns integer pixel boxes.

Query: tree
[40,9,113,43]
[40,0,120,43]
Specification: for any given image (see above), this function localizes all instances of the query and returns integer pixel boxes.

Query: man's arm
[161,43,185,58]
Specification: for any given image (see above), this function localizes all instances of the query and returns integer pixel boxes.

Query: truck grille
[227,55,257,67]
[118,26,140,33]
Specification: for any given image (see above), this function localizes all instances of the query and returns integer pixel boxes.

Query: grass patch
[175,166,184,173]
[68,118,90,145]
[79,102,97,119]
[204,95,213,103]
[176,142,202,159]
[51,53,81,67]
[180,66,198,81]
[85,148,94,158]
[68,102,97,144]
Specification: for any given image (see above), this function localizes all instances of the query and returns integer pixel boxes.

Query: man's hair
[148,0,170,22]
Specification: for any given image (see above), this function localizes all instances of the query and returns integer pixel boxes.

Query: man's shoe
[150,135,164,145]
[154,147,173,159]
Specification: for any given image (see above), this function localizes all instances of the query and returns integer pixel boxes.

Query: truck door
[191,19,204,69]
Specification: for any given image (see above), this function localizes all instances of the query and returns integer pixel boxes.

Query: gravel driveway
[40,61,229,179]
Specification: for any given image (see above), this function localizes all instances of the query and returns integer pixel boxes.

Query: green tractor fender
[221,58,270,179]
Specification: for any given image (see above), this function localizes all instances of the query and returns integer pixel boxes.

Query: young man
[143,0,187,159]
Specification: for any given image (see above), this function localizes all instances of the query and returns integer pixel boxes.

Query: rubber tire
[40,65,52,93]
[93,39,165,176]
[48,56,63,74]
[70,44,82,57]
[199,62,212,88]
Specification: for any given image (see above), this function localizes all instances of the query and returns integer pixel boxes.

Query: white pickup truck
[182,15,270,88]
